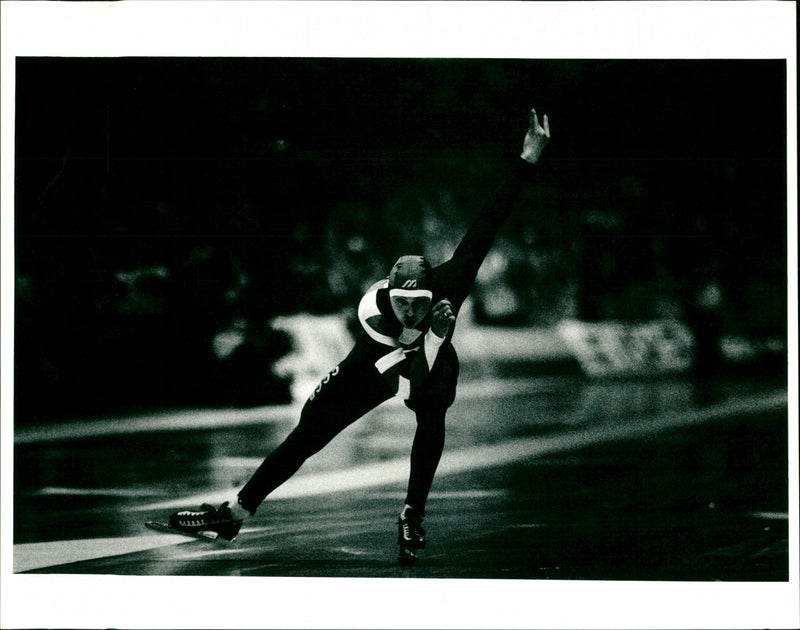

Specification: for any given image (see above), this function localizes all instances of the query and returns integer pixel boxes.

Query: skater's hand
[520,107,550,164]
[431,299,456,338]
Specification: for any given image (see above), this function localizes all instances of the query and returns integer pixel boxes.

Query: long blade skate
[398,544,419,566]
[145,520,226,542]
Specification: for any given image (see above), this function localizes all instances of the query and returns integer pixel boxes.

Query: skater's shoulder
[358,278,388,316]
[358,279,402,347]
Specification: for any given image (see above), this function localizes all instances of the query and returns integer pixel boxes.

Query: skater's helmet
[388,255,432,300]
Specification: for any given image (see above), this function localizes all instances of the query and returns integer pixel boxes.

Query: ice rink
[14,374,789,581]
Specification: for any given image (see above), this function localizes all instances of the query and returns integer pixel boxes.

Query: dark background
[14,58,787,421]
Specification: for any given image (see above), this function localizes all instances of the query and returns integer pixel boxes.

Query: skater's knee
[290,409,346,456]
[413,407,447,436]
[406,353,459,412]
[297,396,333,431]
[297,402,315,428]
[405,386,456,415]
[286,423,330,457]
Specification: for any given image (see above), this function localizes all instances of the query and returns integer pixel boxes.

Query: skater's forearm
[439,159,537,299]
[434,107,550,305]
[406,332,446,391]
[423,329,445,370]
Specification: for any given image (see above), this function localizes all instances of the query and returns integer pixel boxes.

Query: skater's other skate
[398,506,426,565]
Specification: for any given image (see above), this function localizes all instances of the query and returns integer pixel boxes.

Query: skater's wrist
[423,329,445,370]
[425,329,445,346]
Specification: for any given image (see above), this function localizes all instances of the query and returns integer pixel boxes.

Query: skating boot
[168,501,243,541]
[397,506,426,566]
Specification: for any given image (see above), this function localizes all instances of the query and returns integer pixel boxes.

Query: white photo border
[1,2,797,629]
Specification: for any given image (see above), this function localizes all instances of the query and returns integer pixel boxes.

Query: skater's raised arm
[433,107,551,310]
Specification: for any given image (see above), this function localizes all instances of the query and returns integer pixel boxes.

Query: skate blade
[145,520,221,541]
[196,530,220,540]
[398,547,418,566]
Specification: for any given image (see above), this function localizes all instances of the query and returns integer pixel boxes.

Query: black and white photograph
[1,2,797,629]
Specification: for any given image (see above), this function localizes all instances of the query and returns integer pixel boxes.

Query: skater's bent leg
[403,345,458,514]
[404,407,447,513]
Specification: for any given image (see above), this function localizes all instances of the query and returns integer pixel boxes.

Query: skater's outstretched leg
[166,346,393,532]
[237,347,394,514]
[236,402,361,513]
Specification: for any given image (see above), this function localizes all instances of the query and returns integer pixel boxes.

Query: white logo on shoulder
[402,279,417,288]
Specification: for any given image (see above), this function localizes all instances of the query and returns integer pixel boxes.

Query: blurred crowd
[14,58,788,421]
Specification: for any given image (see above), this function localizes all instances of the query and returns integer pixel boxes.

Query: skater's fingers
[529,108,539,129]
[435,310,455,324]
[529,108,550,138]
[433,304,454,319]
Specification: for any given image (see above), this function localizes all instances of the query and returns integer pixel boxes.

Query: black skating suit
[238,159,537,515]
